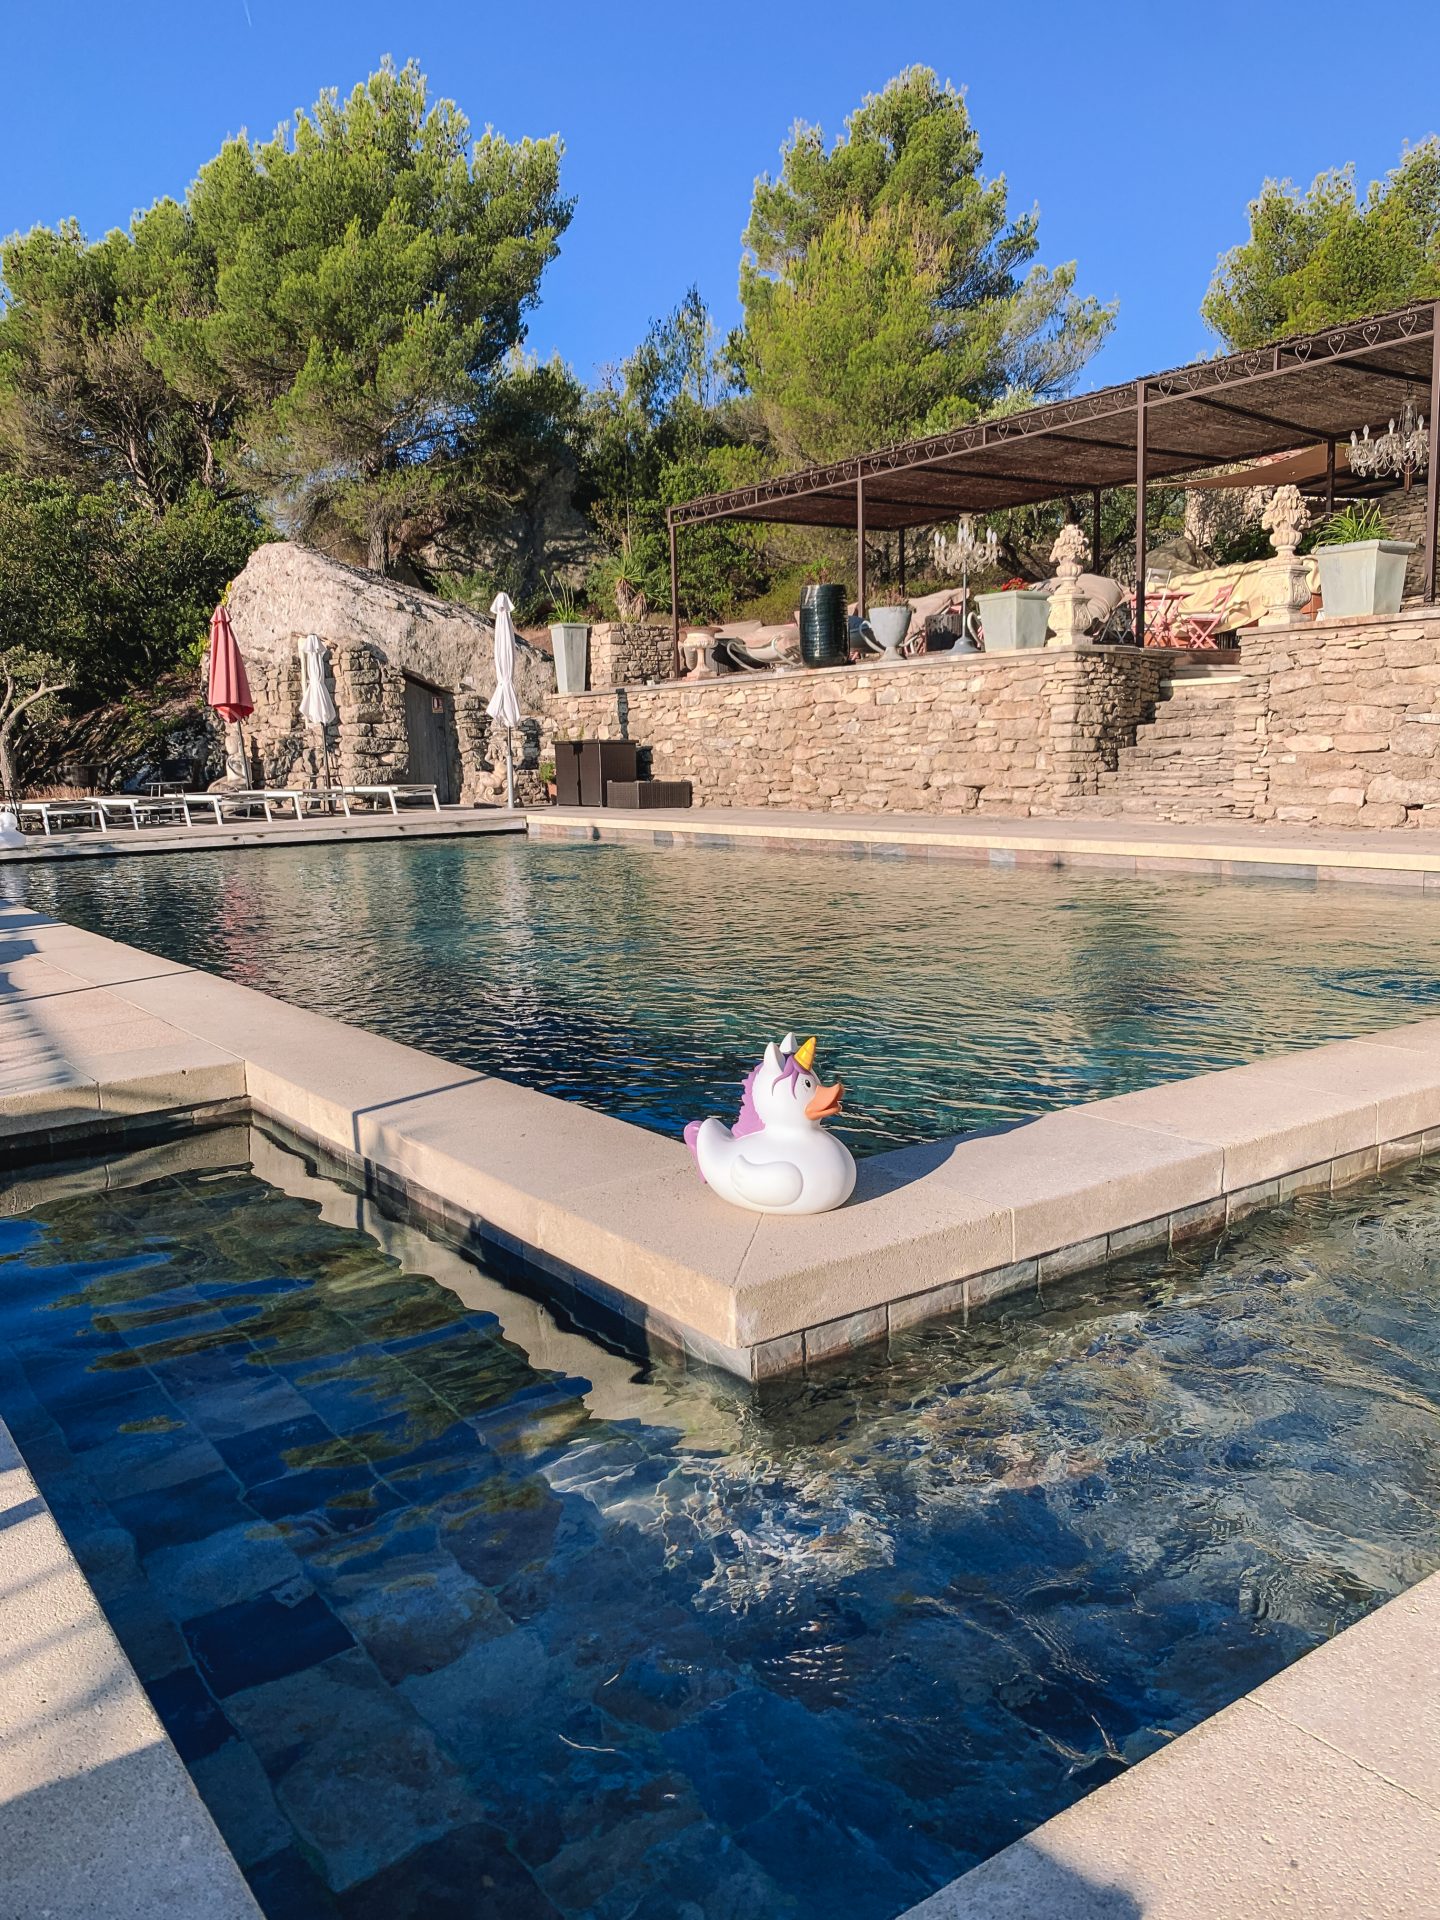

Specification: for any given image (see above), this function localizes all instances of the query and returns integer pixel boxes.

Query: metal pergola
[666,300,1440,653]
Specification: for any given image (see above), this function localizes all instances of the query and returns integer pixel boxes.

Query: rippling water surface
[9,837,1440,1151]
[3,1127,1440,1917]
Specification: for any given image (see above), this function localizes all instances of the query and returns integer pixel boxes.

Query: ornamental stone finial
[1261,484,1308,557]
[1258,484,1313,628]
[1046,521,1095,647]
[1050,521,1089,577]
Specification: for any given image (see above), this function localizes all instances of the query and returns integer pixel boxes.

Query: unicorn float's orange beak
[806,1080,844,1120]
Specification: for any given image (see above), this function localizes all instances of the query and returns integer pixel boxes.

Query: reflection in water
[2,1126,1440,1917]
[8,838,1440,1151]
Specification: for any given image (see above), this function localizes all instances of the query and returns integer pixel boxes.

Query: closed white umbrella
[298,633,338,789]
[488,592,524,810]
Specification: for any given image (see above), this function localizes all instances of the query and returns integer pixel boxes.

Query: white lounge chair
[336,784,440,816]
[17,800,104,836]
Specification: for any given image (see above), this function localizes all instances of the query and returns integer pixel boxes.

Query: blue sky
[4,0,1439,395]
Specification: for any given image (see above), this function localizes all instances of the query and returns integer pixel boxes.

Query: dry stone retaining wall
[587,621,676,690]
[1242,609,1440,829]
[546,649,1166,815]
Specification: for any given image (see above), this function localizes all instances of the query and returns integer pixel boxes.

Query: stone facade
[1242,608,1440,829]
[544,606,1440,831]
[546,649,1166,815]
[225,543,554,804]
[588,621,676,691]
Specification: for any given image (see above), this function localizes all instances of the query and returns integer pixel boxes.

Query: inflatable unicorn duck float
[684,1033,856,1215]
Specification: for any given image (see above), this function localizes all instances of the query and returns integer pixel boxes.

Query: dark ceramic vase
[798,583,848,668]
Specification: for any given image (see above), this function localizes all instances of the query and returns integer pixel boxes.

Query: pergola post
[667,512,680,675]
[856,476,867,617]
[1426,303,1440,603]
[1134,380,1148,644]
[897,529,906,599]
[1091,488,1103,575]
[1325,438,1336,516]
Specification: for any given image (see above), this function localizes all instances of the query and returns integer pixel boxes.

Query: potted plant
[1313,503,1416,621]
[546,575,590,694]
[538,758,557,801]
[973,577,1050,651]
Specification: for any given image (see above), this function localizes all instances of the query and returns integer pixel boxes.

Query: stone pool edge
[0,1420,263,1920]
[9,901,1440,1380]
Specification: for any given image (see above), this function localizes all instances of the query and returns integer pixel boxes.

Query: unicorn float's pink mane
[683,1048,804,1163]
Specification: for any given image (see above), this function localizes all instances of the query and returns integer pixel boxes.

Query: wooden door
[402,675,460,803]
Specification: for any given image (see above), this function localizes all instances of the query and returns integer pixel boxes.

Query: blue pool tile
[110,1468,251,1556]
[188,1738,291,1868]
[247,1846,340,1920]
[147,1663,235,1762]
[144,1518,311,1622]
[337,1821,563,1920]
[184,1584,355,1697]
[215,1412,348,1487]
[245,1465,406,1535]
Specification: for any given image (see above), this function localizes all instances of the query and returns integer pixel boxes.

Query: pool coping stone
[0,1421,262,1920]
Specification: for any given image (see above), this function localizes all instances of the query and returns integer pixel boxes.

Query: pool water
[3,1124,1440,1918]
[8,837,1440,1153]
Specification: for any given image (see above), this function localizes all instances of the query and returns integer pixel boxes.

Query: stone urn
[974,588,1050,652]
[862,605,913,658]
[1315,539,1416,621]
[1045,523,1095,647]
[551,623,590,695]
[1258,485,1315,628]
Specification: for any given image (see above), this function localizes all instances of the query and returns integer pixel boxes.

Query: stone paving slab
[528,802,1440,884]
[0,1421,262,1920]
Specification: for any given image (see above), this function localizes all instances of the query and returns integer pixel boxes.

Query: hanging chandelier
[1348,389,1430,488]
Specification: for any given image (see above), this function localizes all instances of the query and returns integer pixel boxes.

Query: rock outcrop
[224,542,553,802]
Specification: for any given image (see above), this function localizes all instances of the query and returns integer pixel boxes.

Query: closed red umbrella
[207,604,255,786]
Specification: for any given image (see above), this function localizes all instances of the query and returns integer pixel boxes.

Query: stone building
[224,543,555,804]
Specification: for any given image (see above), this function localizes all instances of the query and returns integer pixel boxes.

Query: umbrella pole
[505,728,516,811]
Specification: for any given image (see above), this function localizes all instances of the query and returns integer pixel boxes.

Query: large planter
[551,622,590,694]
[974,590,1051,651]
[798,583,848,668]
[863,605,913,658]
[1314,540,1415,621]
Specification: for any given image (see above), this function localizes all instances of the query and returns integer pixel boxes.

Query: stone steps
[1085,670,1246,822]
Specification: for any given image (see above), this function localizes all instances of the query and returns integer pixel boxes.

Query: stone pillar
[1046,523,1095,648]
[1258,485,1313,628]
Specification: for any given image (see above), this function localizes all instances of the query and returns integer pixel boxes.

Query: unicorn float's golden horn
[793,1036,817,1070]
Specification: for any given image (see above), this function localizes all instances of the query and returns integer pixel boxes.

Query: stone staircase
[1068,654,1247,822]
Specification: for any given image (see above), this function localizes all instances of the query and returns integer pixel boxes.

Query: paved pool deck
[2,898,1440,1914]
[0,803,525,864]
[530,802,1440,888]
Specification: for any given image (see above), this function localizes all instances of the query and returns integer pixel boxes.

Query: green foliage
[1203,140,1440,348]
[1314,501,1389,546]
[543,572,585,623]
[738,67,1114,463]
[579,288,769,622]
[0,475,262,697]
[164,59,573,571]
[0,218,231,508]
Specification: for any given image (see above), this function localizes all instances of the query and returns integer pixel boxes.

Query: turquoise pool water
[9,838,1440,1152]
[3,1124,1440,1917]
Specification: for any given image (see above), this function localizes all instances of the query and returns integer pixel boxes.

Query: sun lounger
[336,784,440,816]
[17,800,104,836]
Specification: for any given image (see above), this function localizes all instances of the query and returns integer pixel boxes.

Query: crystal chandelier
[1348,389,1430,488]
[932,516,998,589]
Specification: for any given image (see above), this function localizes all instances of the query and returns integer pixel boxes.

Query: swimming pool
[3,1123,1439,1917]
[9,838,1440,1152]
